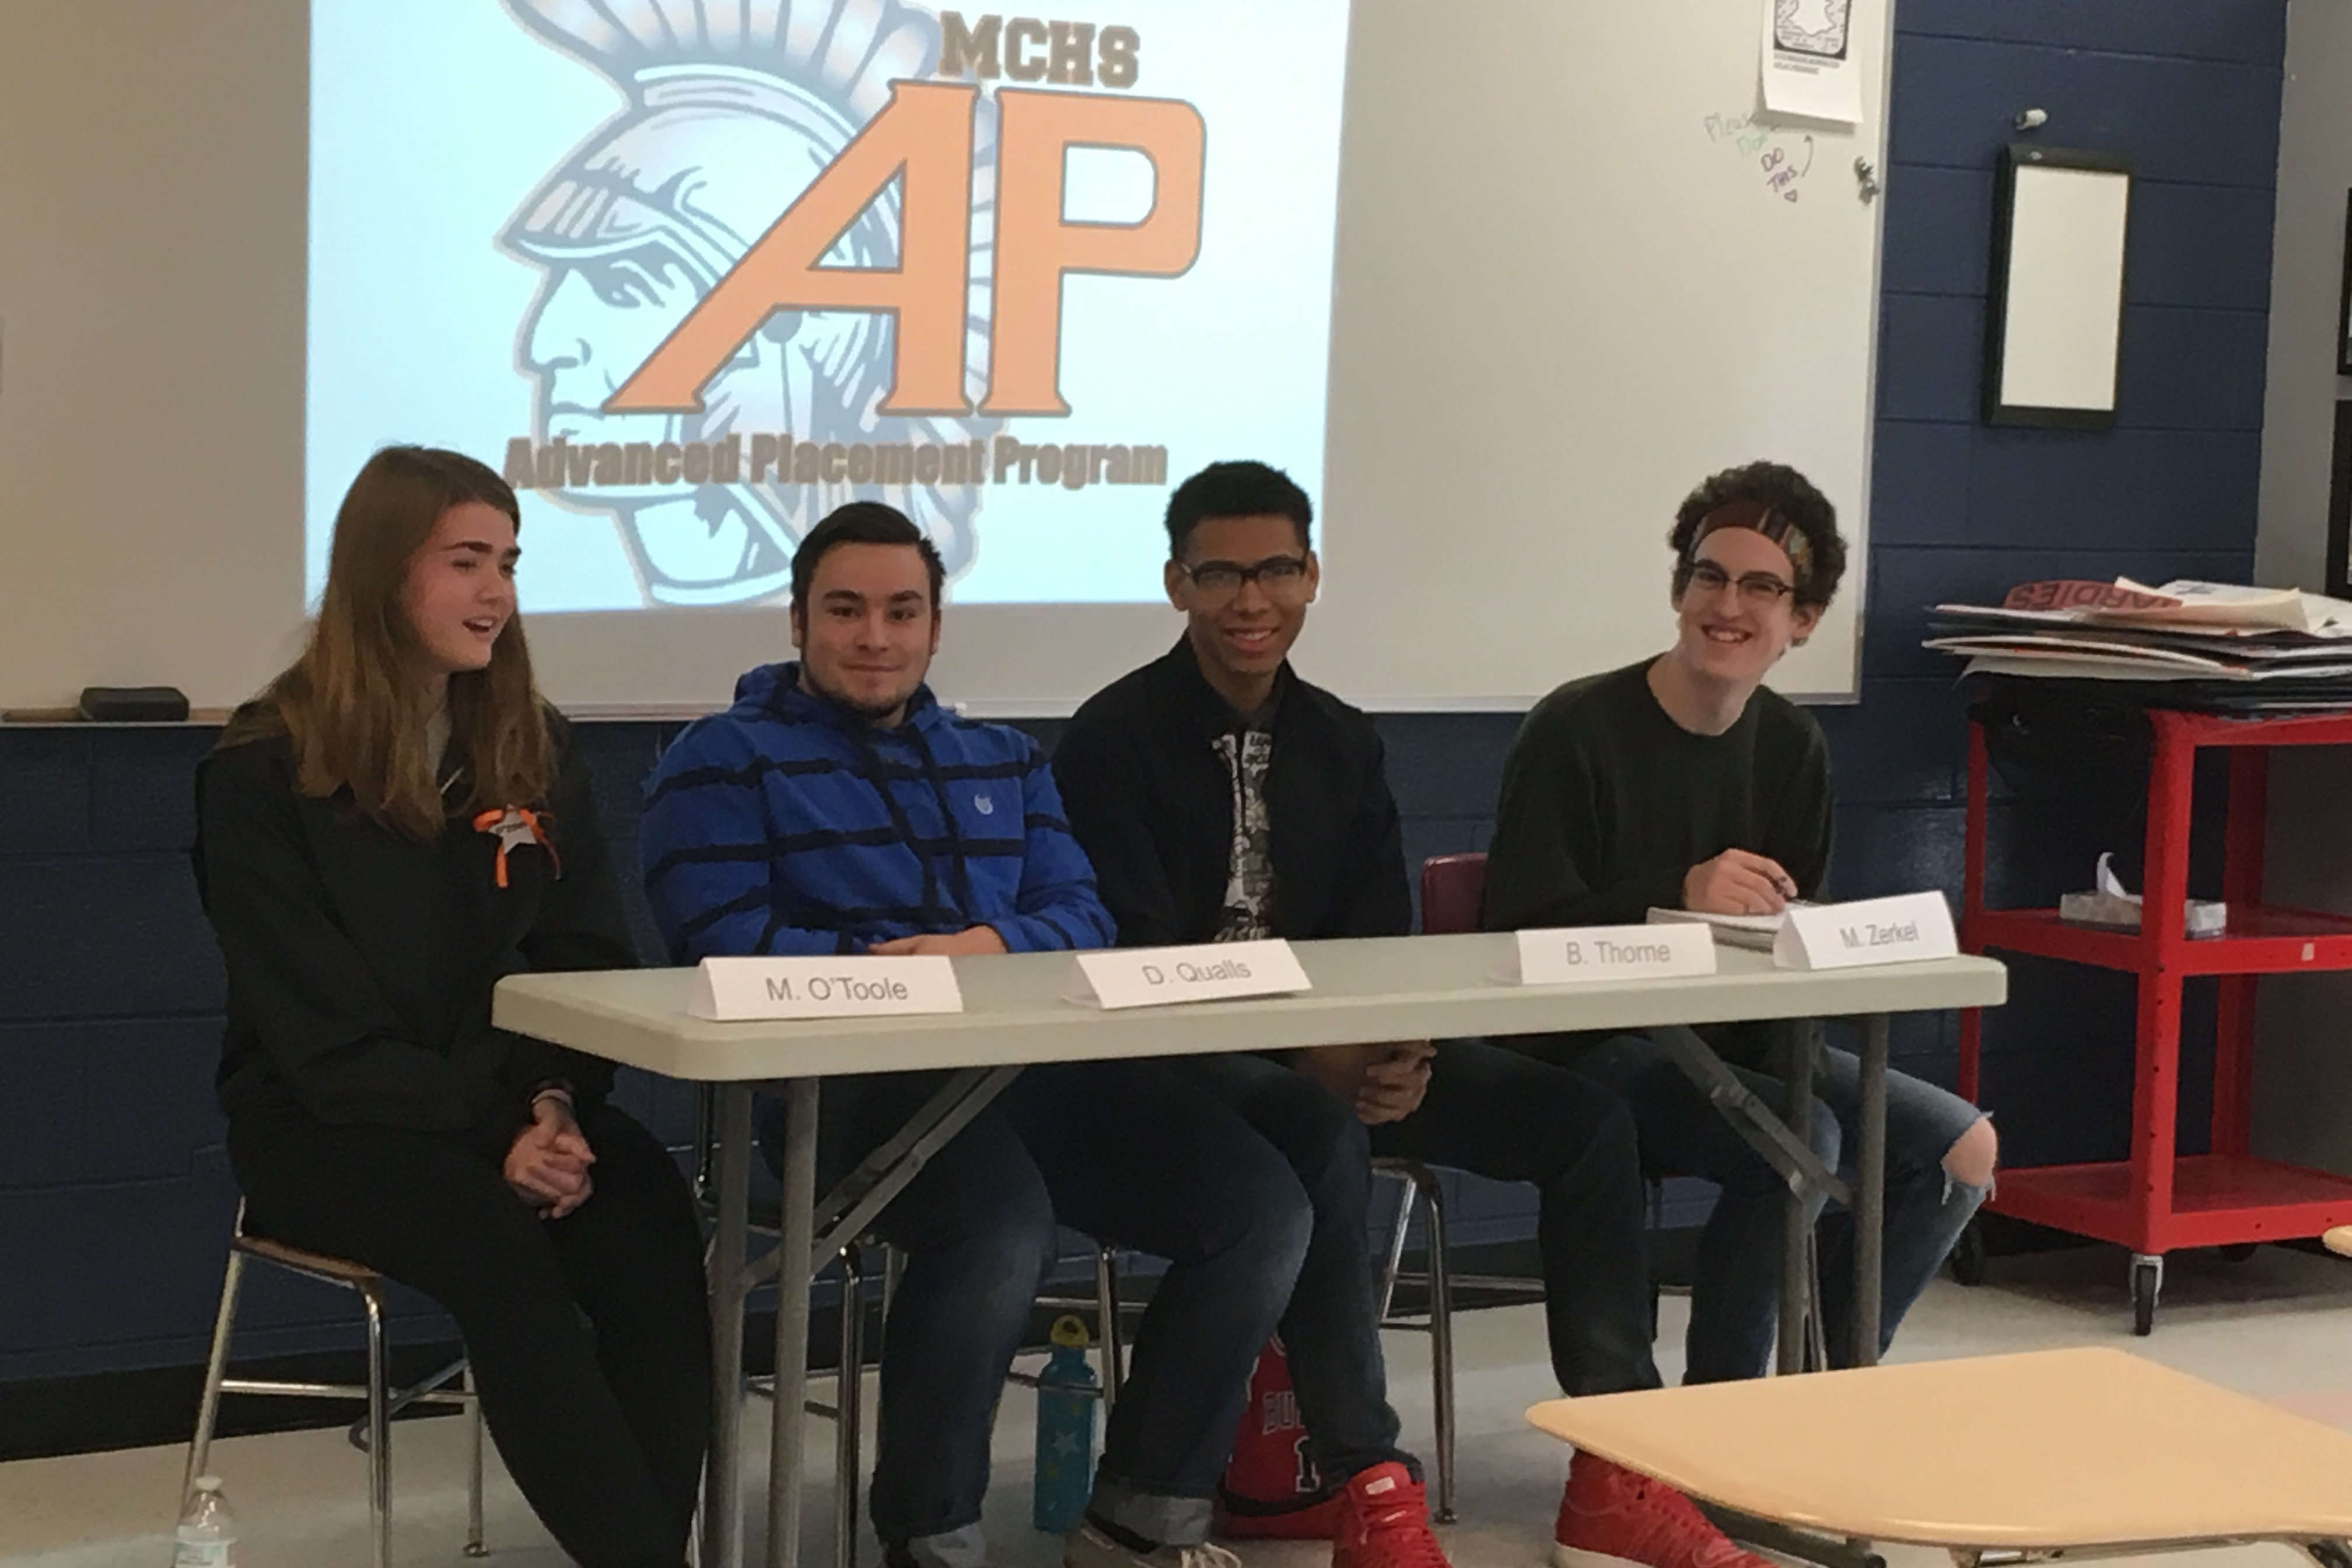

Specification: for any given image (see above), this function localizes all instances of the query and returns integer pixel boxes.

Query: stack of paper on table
[1646,906,1807,951]
[1922,578,2352,712]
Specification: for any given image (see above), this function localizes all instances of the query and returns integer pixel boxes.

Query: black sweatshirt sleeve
[1052,708,1186,948]
[1332,733,1413,939]
[1480,702,1683,930]
[1772,723,1835,901]
[195,743,508,1137]
[496,736,636,1107]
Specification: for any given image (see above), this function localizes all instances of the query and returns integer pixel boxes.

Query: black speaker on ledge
[76,686,190,722]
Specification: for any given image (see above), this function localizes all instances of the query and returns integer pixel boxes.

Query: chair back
[1418,853,1489,936]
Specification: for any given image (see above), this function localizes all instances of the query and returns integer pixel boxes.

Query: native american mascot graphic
[501,0,996,606]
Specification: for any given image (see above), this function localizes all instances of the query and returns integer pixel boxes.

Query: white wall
[2256,0,2352,590]
[0,1,310,714]
[2255,0,2352,1174]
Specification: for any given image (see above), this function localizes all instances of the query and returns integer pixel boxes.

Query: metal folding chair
[187,1200,486,1568]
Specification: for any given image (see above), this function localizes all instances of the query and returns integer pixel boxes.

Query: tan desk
[1528,1347,2352,1562]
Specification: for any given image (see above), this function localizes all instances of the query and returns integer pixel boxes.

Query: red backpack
[1214,1338,1339,1538]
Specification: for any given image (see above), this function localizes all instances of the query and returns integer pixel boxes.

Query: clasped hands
[1300,1041,1436,1126]
[505,1093,595,1219]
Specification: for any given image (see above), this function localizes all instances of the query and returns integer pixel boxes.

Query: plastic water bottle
[173,1475,237,1567]
[1032,1314,1098,1533]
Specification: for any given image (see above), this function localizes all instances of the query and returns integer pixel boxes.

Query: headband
[1687,499,1812,583]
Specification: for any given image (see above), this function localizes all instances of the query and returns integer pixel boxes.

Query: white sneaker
[1064,1522,1244,1568]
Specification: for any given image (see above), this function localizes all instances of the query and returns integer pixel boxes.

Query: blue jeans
[1014,1060,1315,1546]
[1172,1052,1420,1487]
[1532,1028,1989,1382]
[761,1073,1059,1564]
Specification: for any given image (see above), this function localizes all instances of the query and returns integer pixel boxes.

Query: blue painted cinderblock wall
[0,0,2288,1385]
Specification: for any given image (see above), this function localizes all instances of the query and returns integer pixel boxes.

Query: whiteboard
[0,0,1889,716]
[1302,0,1889,708]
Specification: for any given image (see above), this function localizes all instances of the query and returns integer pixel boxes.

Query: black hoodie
[192,714,635,1166]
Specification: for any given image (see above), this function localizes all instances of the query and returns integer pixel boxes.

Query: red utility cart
[1959,705,2352,1333]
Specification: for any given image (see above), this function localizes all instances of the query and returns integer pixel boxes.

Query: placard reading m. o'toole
[1496,924,1717,985]
[1774,892,1958,971]
[1067,939,1311,1010]
[688,956,964,1021]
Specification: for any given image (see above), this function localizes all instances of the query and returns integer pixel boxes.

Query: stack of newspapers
[1923,578,2352,712]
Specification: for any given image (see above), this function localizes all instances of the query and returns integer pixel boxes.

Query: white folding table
[494,931,2007,1568]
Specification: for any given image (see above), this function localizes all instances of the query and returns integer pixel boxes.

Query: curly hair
[1667,460,1847,610]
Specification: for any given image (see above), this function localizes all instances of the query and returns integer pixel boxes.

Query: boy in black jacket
[1053,462,1778,1568]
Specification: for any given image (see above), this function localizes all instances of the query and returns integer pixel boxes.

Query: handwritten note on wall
[1705,111,1815,204]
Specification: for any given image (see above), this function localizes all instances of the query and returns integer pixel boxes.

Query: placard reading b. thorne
[1496,923,1718,985]
[1067,940,1312,1010]
[688,956,965,1021]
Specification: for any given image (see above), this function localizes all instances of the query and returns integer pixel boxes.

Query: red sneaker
[1553,1454,1776,1568]
[1332,1462,1451,1568]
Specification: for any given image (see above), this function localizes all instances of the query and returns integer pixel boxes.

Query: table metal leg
[1653,1024,1846,1206]
[1853,1015,1888,1369]
[708,1084,754,1568]
[1778,1021,1820,1376]
[771,1078,822,1568]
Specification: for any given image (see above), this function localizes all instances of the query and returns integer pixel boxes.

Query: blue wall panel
[0,0,2294,1384]
[1861,0,2281,1161]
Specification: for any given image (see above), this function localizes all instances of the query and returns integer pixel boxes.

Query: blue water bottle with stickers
[1033,1315,1098,1532]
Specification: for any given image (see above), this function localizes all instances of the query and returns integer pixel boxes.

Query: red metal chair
[1418,853,1488,938]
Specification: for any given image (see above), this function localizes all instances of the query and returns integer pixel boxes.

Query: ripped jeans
[1527,1030,1990,1382]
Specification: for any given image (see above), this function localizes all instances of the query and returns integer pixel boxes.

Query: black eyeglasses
[1177,554,1311,598]
[1682,559,1797,606]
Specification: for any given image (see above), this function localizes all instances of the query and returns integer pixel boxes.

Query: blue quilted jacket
[640,662,1113,960]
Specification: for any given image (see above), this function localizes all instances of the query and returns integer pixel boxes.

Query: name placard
[1774,892,1958,971]
[1497,923,1717,985]
[687,955,964,1021]
[1067,939,1311,1010]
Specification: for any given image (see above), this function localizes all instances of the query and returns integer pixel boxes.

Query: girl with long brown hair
[194,446,709,1568]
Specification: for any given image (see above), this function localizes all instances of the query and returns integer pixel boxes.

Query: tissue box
[2056,891,2227,937]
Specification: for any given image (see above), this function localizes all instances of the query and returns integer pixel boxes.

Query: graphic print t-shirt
[1213,702,1279,941]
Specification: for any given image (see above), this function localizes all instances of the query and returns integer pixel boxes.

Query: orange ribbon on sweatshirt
[472,807,560,889]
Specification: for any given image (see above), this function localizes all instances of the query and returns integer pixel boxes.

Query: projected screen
[306,0,1350,613]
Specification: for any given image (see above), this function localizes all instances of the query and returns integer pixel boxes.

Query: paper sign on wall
[688,956,964,1021]
[1774,892,1958,971]
[1760,0,1863,125]
[1067,940,1311,1010]
[1496,924,1718,985]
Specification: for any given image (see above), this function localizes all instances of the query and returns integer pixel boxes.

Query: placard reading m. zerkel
[308,1,1352,614]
